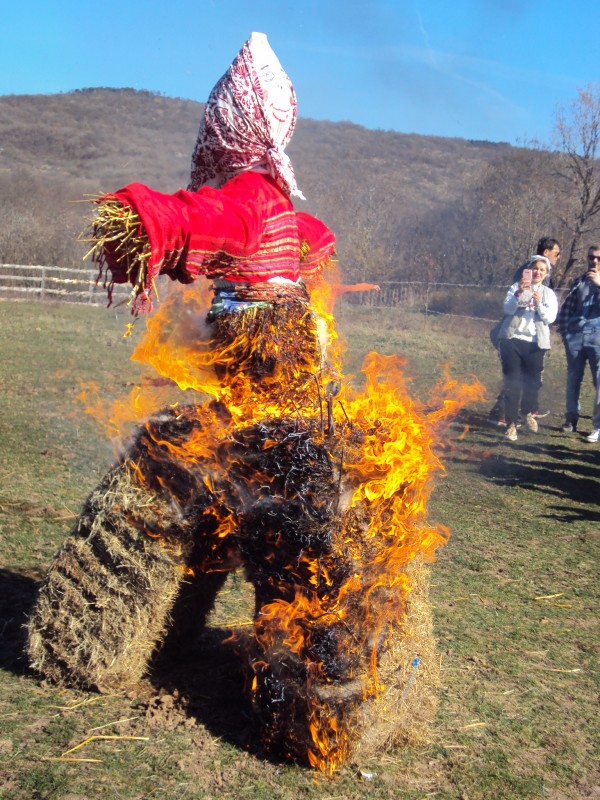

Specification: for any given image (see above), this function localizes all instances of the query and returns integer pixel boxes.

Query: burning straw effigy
[27,335,473,770]
[26,31,484,773]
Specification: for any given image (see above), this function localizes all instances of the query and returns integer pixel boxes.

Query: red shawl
[99,172,335,314]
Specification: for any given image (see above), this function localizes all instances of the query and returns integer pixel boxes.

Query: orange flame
[79,274,484,772]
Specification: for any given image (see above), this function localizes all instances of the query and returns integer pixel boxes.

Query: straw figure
[27,33,448,772]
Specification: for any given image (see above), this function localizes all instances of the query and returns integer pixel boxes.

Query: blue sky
[1,0,597,145]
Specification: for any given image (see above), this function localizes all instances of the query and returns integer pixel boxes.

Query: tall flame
[80,275,484,772]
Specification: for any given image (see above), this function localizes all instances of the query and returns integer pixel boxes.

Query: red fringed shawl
[98,172,335,314]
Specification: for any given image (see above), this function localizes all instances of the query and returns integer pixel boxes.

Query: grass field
[0,299,598,800]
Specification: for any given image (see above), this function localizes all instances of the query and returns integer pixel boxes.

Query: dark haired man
[558,244,600,441]
[489,237,561,425]
[512,237,561,287]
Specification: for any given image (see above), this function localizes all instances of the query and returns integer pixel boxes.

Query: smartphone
[522,268,532,285]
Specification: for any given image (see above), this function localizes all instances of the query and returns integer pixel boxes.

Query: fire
[80,274,484,772]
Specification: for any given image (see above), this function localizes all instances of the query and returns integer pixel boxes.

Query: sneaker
[491,418,507,427]
[561,421,577,433]
[525,413,538,433]
[505,424,518,441]
[586,428,600,443]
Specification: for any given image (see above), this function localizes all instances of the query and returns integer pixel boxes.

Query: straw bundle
[82,198,151,304]
[26,464,193,692]
[27,406,245,692]
[352,557,441,760]
[210,302,323,409]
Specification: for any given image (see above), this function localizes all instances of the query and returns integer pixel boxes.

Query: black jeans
[499,338,546,426]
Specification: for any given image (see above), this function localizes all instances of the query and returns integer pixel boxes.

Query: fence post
[40,265,46,301]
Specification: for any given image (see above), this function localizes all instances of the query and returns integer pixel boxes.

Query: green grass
[0,299,598,800]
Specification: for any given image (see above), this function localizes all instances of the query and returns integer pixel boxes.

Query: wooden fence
[0,264,131,307]
[0,265,438,310]
[0,264,570,320]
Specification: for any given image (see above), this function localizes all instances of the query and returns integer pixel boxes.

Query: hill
[0,88,518,281]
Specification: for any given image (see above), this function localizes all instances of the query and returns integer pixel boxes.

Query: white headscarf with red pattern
[188,32,304,200]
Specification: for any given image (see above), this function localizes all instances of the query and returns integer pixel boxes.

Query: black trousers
[499,338,546,426]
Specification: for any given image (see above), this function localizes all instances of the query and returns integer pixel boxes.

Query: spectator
[512,237,561,287]
[489,237,561,425]
[496,256,558,441]
[558,244,600,442]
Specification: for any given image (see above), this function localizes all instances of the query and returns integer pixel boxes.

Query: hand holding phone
[522,268,532,287]
[587,266,600,286]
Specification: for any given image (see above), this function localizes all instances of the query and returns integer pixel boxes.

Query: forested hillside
[1,87,598,286]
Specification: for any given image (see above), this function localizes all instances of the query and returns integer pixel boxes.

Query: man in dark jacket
[558,244,600,441]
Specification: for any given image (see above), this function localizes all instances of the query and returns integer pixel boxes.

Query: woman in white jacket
[497,255,558,441]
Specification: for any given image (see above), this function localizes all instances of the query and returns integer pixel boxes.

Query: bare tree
[322,184,396,283]
[553,84,600,286]
[478,148,562,273]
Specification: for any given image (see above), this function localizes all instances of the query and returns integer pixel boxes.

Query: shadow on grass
[0,568,39,674]
[147,626,256,755]
[0,568,272,756]
[0,568,269,761]
[449,410,600,522]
